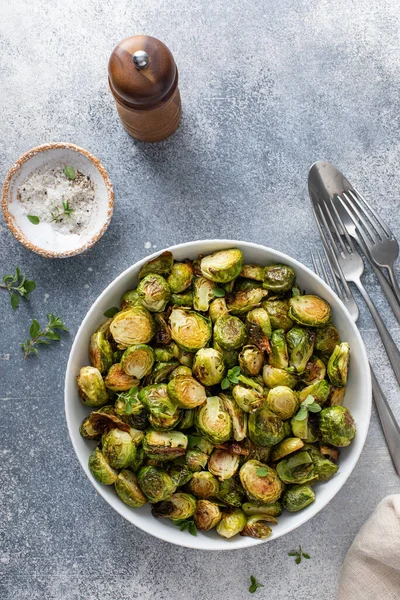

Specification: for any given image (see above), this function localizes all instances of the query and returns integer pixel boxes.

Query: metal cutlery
[309,161,400,322]
[309,178,400,388]
[312,249,400,477]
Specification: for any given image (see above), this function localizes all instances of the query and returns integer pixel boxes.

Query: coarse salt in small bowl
[1,143,114,258]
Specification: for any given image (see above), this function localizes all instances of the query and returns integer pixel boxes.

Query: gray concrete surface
[1,0,400,598]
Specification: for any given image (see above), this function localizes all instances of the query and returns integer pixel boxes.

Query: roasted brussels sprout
[200,248,243,283]
[185,448,209,471]
[282,484,315,512]
[213,341,239,369]
[217,477,246,507]
[288,295,332,327]
[314,324,341,355]
[137,274,171,313]
[263,299,294,332]
[286,327,315,373]
[187,471,220,498]
[263,264,296,292]
[169,463,193,487]
[269,329,289,369]
[115,470,147,507]
[89,331,113,374]
[169,365,192,379]
[187,434,214,455]
[290,412,318,442]
[238,345,264,376]
[143,430,188,461]
[246,307,272,339]
[80,407,115,440]
[195,396,232,444]
[154,342,179,363]
[241,515,274,539]
[329,386,346,406]
[271,437,304,461]
[301,355,326,385]
[88,447,118,485]
[152,492,196,519]
[208,449,240,481]
[139,384,180,430]
[121,344,155,379]
[138,251,174,280]
[240,264,264,281]
[167,375,206,409]
[240,460,284,503]
[149,361,179,384]
[102,428,137,469]
[110,307,155,347]
[327,343,350,387]
[227,287,267,316]
[169,308,212,352]
[276,450,316,484]
[137,466,176,503]
[104,364,137,392]
[178,409,195,429]
[232,384,263,413]
[194,499,222,531]
[214,315,247,350]
[121,289,142,309]
[265,386,299,419]
[298,379,330,406]
[178,348,195,367]
[242,501,282,517]
[77,366,109,407]
[220,393,247,441]
[248,407,285,447]
[319,406,356,447]
[192,277,217,312]
[319,444,340,463]
[114,387,144,417]
[192,348,225,386]
[167,262,193,293]
[209,297,229,322]
[170,291,194,307]
[263,364,298,389]
[216,507,247,538]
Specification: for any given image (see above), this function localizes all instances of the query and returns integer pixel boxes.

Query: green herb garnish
[117,386,140,415]
[221,366,241,389]
[27,215,40,224]
[50,200,75,223]
[249,576,264,593]
[104,307,120,318]
[256,467,268,477]
[213,287,226,298]
[292,395,321,421]
[21,313,68,358]
[288,545,311,564]
[63,166,76,180]
[172,519,197,536]
[1,267,36,309]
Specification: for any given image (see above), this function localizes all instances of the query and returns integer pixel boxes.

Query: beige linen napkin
[338,495,400,600]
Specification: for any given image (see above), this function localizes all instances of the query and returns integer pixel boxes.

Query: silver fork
[312,249,400,477]
[309,161,400,319]
[311,199,400,387]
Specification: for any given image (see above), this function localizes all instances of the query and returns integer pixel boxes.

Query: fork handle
[369,262,400,324]
[371,367,400,477]
[355,279,400,386]
[387,265,400,308]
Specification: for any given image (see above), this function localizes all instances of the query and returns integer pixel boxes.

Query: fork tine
[319,247,345,300]
[311,251,319,276]
[345,190,382,242]
[351,187,392,239]
[317,201,347,255]
[337,193,376,250]
[328,196,356,252]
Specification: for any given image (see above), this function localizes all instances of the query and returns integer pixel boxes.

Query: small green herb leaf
[256,467,268,477]
[21,314,68,359]
[213,288,225,298]
[295,556,301,564]
[289,545,311,564]
[302,553,310,559]
[249,576,264,593]
[27,215,40,224]
[221,377,230,390]
[104,307,120,318]
[10,292,20,309]
[1,267,36,309]
[30,319,41,338]
[63,166,76,180]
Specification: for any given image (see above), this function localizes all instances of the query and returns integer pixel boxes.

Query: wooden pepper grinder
[108,35,181,142]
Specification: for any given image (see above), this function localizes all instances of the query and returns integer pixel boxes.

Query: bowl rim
[1,142,114,258]
[64,239,371,550]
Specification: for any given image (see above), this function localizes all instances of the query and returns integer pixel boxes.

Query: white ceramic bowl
[65,240,371,550]
[2,143,114,258]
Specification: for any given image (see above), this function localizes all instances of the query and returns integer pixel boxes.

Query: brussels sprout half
[208,449,240,481]
[143,430,188,461]
[262,299,294,332]
[301,355,326,385]
[220,393,247,441]
[89,331,113,374]
[288,295,332,327]
[248,407,285,447]
[104,364,139,392]
[209,298,229,323]
[192,348,225,386]
[240,264,264,281]
[217,477,246,507]
[276,450,316,484]
[88,447,118,485]
[167,262,193,293]
[169,308,212,352]
[115,470,147,507]
[102,428,137,469]
[242,501,282,517]
[232,385,264,414]
[241,515,275,539]
[152,492,197,520]
[214,315,247,350]
[77,366,109,407]
[263,364,298,389]
[286,327,315,373]
[138,251,174,280]
[110,307,155,348]
[265,386,299,419]
[194,499,222,531]
[170,291,194,307]
[188,471,220,498]
[269,329,289,369]
[319,406,356,447]
[137,466,176,503]
[120,289,142,310]
[282,484,315,512]
[298,379,330,406]
[240,460,284,503]
[167,375,207,409]
[121,344,155,379]
[193,277,217,312]
[200,248,244,283]
[263,264,296,292]
[195,396,232,444]
[227,288,268,315]
[327,343,350,387]
[137,274,171,313]
[216,508,247,538]
[315,324,341,355]
[238,345,264,376]
[271,438,304,462]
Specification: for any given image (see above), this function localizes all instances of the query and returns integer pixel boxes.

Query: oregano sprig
[50,200,75,223]
[0,267,36,309]
[21,313,68,358]
[288,545,311,564]
[292,395,321,421]
[249,575,264,593]
[117,386,140,414]
[221,366,262,391]
[172,519,197,536]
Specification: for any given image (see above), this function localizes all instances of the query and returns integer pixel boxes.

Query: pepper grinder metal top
[108,35,181,142]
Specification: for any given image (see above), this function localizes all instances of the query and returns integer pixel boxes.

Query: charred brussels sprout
[269,329,289,369]
[167,262,193,293]
[302,355,326,385]
[104,364,138,392]
[314,324,341,355]
[239,345,264,376]
[110,307,155,347]
[137,466,176,503]
[240,460,284,503]
[286,327,315,373]
[154,342,179,363]
[115,470,147,507]
[152,492,196,519]
[178,409,195,429]
[169,365,192,379]
[169,463,193,487]
[305,445,339,481]
[319,406,356,447]
[77,366,108,407]
[121,289,142,309]
[217,477,245,507]
[170,291,194,307]
[220,394,247,441]
[232,384,264,414]
[276,450,316,484]
[137,274,171,313]
[169,308,212,352]
[139,384,180,430]
[188,471,220,498]
[248,407,285,447]
[208,449,240,481]
[241,515,275,539]
[214,315,247,350]
[185,449,209,471]
[227,287,267,315]
[194,500,222,531]
[209,297,229,322]
[246,307,272,339]
[121,344,155,379]
[102,429,137,469]
[288,295,332,327]
[193,277,217,312]
[263,364,298,389]
[167,375,206,408]
[242,501,282,517]
[150,361,179,384]
[265,386,299,419]
[327,343,350,387]
[263,264,296,292]
[216,508,247,538]
[88,447,118,485]
[89,332,113,374]
[240,264,264,281]
[298,379,330,406]
[262,299,294,332]
[192,348,225,386]
[200,248,243,283]
[138,251,174,280]
[143,430,188,461]
[282,484,315,512]
[329,386,346,406]
[213,341,239,369]
[195,396,232,444]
